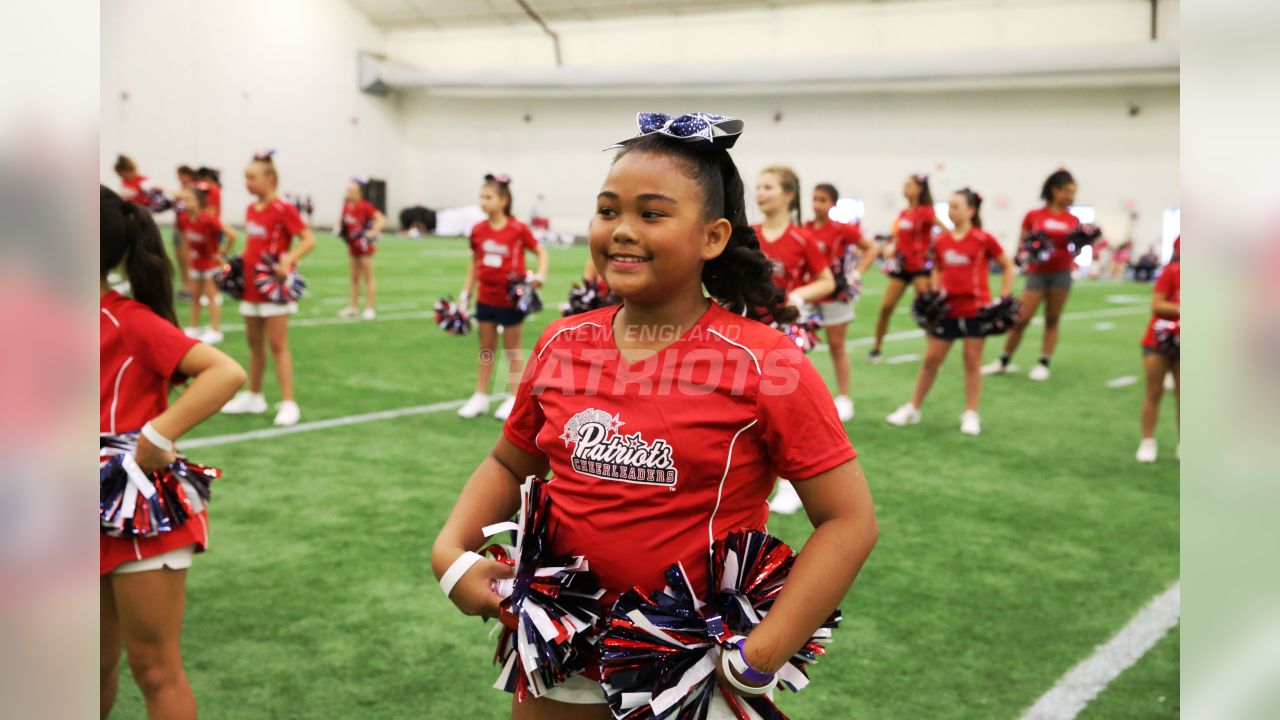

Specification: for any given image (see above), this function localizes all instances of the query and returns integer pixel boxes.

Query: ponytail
[912,173,934,207]
[101,186,177,326]
[762,165,802,226]
[956,187,984,229]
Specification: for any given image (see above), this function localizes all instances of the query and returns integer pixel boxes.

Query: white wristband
[140,421,175,453]
[720,646,778,696]
[439,550,484,599]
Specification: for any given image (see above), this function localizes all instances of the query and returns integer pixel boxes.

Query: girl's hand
[714,645,776,698]
[134,434,177,474]
[275,255,292,279]
[449,556,516,619]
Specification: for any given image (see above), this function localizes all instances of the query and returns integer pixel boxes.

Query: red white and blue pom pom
[1067,223,1102,251]
[1153,318,1180,359]
[974,296,1022,337]
[881,253,903,277]
[600,530,840,720]
[215,255,247,300]
[773,315,823,353]
[1020,230,1053,265]
[485,477,605,702]
[561,279,621,317]
[253,253,307,303]
[911,290,950,336]
[832,246,863,302]
[99,433,219,538]
[508,273,544,317]
[434,297,473,336]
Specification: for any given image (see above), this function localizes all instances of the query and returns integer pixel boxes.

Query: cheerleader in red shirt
[806,182,879,421]
[433,113,877,719]
[219,151,317,426]
[870,173,943,363]
[886,189,1014,435]
[1136,237,1180,462]
[336,177,386,320]
[99,187,246,720]
[195,167,222,218]
[983,169,1082,381]
[114,154,157,207]
[457,174,550,421]
[174,187,237,344]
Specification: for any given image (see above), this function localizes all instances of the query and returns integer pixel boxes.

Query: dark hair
[196,166,221,185]
[814,183,839,203]
[250,151,277,187]
[177,165,196,179]
[114,154,137,175]
[483,173,513,217]
[910,173,933,207]
[762,165,802,225]
[101,186,177,326]
[614,135,796,324]
[954,187,984,228]
[1041,169,1075,204]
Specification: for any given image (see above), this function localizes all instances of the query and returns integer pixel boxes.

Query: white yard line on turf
[1019,582,1180,720]
[182,394,510,449]
[1106,376,1139,389]
[886,353,921,365]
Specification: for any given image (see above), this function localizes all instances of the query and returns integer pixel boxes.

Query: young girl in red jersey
[336,177,386,320]
[432,113,877,719]
[984,169,1083,381]
[220,151,316,427]
[175,186,237,344]
[114,154,155,207]
[886,189,1013,435]
[806,183,879,421]
[99,187,246,720]
[457,174,550,421]
[869,173,942,363]
[1136,237,1180,462]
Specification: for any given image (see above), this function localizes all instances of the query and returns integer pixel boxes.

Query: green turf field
[112,232,1179,719]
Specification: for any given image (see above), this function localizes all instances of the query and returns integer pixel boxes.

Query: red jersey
[935,227,1005,318]
[100,291,207,574]
[1022,207,1081,274]
[1142,261,1180,349]
[242,198,307,303]
[196,181,222,218]
[470,218,539,308]
[341,199,377,238]
[804,219,865,302]
[503,303,857,610]
[894,204,937,272]
[753,224,828,295]
[176,211,224,271]
[120,175,152,206]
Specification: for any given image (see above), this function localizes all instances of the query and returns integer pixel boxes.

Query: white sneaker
[768,479,804,515]
[184,326,201,338]
[886,403,922,426]
[1028,363,1051,382]
[493,396,516,421]
[1136,438,1158,463]
[834,395,855,422]
[337,306,358,319]
[981,360,1013,376]
[457,392,490,418]
[960,410,981,436]
[200,329,225,345]
[867,349,883,365]
[222,390,267,414]
[273,400,300,427]
[362,307,377,320]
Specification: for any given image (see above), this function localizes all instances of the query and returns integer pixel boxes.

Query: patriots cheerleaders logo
[560,408,678,487]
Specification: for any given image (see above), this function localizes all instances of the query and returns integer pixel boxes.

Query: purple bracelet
[733,637,776,685]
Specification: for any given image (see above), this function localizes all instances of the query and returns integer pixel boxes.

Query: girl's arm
[792,268,836,305]
[431,437,551,617]
[735,459,877,676]
[220,221,238,256]
[532,244,550,288]
[371,210,387,236]
[461,259,477,302]
[279,228,317,270]
[854,235,878,275]
[134,344,247,472]
[997,252,1015,297]
[1152,287,1179,318]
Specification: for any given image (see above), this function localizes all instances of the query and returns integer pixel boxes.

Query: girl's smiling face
[754,172,788,217]
[590,151,729,305]
[345,182,362,203]
[244,162,273,198]
[812,189,835,221]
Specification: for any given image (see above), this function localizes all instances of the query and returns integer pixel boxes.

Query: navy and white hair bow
[610,112,744,150]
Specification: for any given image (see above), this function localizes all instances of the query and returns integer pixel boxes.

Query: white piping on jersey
[109,357,134,434]
[707,419,759,555]
[707,328,760,374]
[101,307,120,327]
[537,321,603,359]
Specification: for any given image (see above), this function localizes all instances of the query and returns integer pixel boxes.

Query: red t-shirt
[1142,261,1180,349]
[120,175,152,206]
[100,291,207,574]
[1022,207,1081,274]
[470,218,539,308]
[753,223,829,295]
[177,210,224,271]
[242,198,307,303]
[503,302,857,609]
[935,227,1005,318]
[196,181,222,218]
[341,199,377,239]
[894,204,937,272]
[805,219,865,302]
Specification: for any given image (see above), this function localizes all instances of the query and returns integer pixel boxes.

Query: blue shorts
[475,302,525,327]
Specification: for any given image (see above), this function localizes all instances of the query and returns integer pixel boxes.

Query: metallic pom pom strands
[773,315,824,354]
[214,255,247,300]
[561,278,621,317]
[484,477,605,702]
[99,433,219,538]
[1153,319,1180,359]
[832,245,863,303]
[508,273,544,317]
[1020,230,1053,265]
[599,530,840,720]
[881,253,904,277]
[975,296,1023,337]
[434,297,473,336]
[911,290,950,337]
[1066,223,1103,252]
[253,253,307,303]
